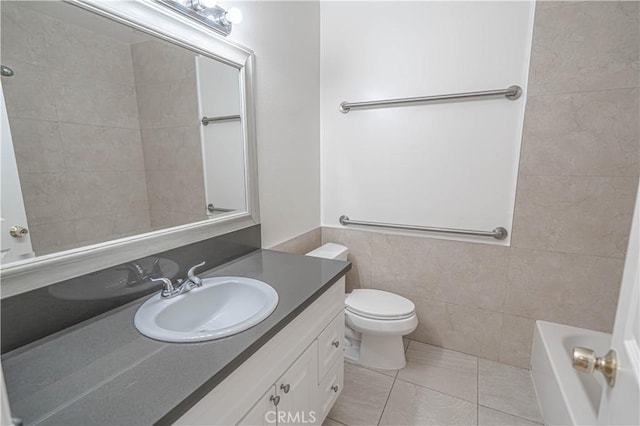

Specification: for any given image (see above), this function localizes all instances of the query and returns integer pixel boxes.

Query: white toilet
[307,243,418,370]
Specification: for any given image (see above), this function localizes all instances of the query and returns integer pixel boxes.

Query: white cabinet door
[317,313,344,381]
[277,342,319,425]
[317,355,344,423]
[238,385,278,426]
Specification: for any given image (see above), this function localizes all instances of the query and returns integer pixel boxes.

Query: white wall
[320,1,535,245]
[226,1,321,248]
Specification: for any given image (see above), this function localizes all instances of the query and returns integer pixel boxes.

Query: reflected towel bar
[201,115,241,125]
[339,215,508,240]
[339,85,522,113]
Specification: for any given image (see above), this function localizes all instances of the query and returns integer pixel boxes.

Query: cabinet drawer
[317,354,344,422]
[317,311,344,381]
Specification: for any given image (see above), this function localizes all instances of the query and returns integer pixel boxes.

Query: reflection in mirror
[0,1,247,264]
[47,256,179,301]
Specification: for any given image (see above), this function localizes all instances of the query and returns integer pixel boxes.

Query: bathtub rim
[531,320,612,426]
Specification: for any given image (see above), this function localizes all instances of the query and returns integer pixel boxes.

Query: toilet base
[344,346,359,363]
[359,334,406,370]
[345,331,407,370]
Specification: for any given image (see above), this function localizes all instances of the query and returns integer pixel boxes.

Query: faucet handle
[151,277,177,298]
[187,261,206,286]
[150,258,162,276]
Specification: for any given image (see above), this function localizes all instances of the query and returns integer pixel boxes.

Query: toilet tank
[306,243,348,261]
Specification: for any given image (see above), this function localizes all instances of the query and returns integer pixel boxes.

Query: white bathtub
[531,321,611,425]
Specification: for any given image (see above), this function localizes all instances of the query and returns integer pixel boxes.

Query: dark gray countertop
[2,249,350,426]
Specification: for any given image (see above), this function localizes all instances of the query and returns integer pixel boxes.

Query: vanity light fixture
[158,0,242,36]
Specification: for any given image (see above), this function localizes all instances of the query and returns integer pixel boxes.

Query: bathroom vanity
[1,250,349,425]
[0,1,351,424]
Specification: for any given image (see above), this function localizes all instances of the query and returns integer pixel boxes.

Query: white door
[195,56,246,215]
[597,179,640,426]
[0,84,34,263]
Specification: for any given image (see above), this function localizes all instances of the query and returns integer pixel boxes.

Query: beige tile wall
[269,228,322,255]
[131,39,207,231]
[1,2,152,255]
[322,1,639,369]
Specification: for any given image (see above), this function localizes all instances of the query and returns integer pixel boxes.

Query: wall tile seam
[527,85,640,98]
[391,273,618,326]
[56,78,139,91]
[410,294,506,317]
[408,336,510,367]
[139,125,200,132]
[130,61,154,230]
[24,211,150,226]
[0,60,137,90]
[516,173,640,178]
[132,76,196,89]
[30,168,148,174]
[267,227,322,248]
[6,118,146,132]
[507,242,632,261]
[18,170,149,176]
[496,295,605,333]
[372,286,507,315]
[497,306,507,364]
[5,116,59,124]
[12,119,144,131]
[138,124,201,130]
[501,243,519,315]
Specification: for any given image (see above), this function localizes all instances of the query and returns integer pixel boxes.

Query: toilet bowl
[344,289,418,369]
[306,243,418,370]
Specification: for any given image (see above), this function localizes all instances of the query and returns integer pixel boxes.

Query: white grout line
[477,357,480,424]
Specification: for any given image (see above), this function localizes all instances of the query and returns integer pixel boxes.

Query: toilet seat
[345,309,418,336]
[345,289,415,320]
[346,307,415,320]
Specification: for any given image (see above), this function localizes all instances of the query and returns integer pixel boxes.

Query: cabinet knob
[280,383,290,394]
[270,395,280,406]
[332,340,340,348]
[331,385,339,393]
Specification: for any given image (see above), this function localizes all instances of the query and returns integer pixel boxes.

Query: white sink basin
[134,276,278,343]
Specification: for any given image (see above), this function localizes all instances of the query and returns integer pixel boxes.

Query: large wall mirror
[0,0,258,296]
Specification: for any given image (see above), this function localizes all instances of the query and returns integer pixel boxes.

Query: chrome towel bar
[201,114,241,126]
[339,215,508,240]
[339,85,522,113]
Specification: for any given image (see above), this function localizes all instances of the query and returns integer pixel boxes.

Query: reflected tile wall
[131,39,207,230]
[1,2,152,256]
[321,1,639,369]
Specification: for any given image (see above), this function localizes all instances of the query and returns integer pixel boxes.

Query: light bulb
[225,7,242,24]
[196,0,217,9]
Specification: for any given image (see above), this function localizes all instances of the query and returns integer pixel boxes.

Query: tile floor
[324,340,543,426]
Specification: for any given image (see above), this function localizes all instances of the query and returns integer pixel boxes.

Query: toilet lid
[345,289,415,319]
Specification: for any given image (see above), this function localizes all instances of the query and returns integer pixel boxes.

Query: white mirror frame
[0,0,259,298]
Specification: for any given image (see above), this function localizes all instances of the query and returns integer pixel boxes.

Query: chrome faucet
[151,261,206,299]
